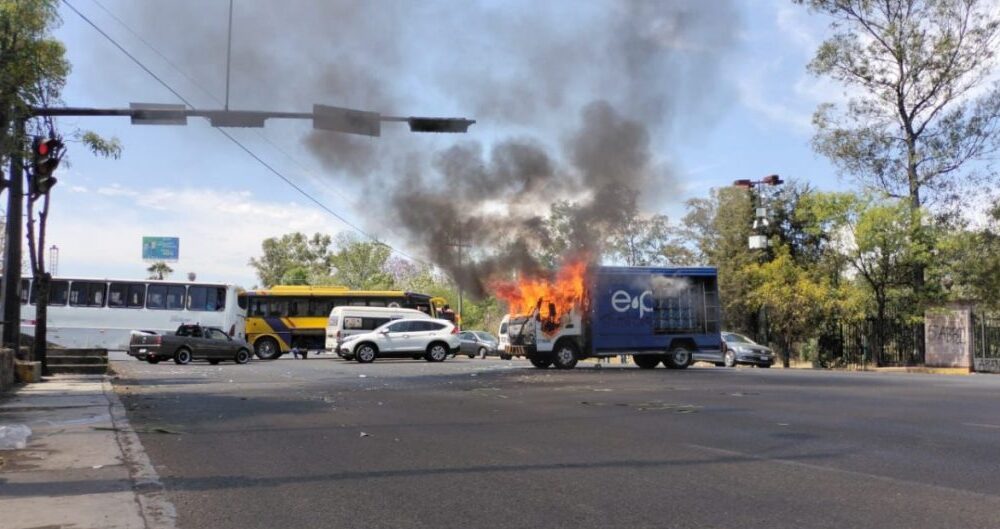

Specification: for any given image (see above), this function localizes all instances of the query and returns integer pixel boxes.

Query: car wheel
[254,337,281,360]
[174,348,192,365]
[355,343,377,363]
[478,347,488,359]
[724,350,737,368]
[663,347,692,369]
[529,358,552,369]
[146,357,160,364]
[632,355,660,369]
[552,342,579,370]
[235,348,251,364]
[467,353,475,359]
[208,359,220,365]
[425,343,448,362]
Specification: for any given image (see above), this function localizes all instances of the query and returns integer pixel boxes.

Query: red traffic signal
[733,179,753,189]
[30,136,63,197]
[761,174,783,186]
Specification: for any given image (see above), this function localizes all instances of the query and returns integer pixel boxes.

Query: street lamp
[733,174,784,353]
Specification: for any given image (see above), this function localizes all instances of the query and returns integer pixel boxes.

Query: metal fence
[818,315,925,368]
[972,314,1000,373]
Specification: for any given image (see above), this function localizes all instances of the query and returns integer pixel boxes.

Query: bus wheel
[254,337,281,360]
[529,358,552,369]
[663,348,692,370]
[633,355,660,369]
[552,342,579,370]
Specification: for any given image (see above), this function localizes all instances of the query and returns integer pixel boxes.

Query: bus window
[267,300,287,317]
[249,298,267,317]
[127,284,145,308]
[166,286,186,310]
[348,298,366,306]
[286,297,308,317]
[189,286,226,311]
[146,285,166,309]
[69,281,107,307]
[30,280,69,305]
[110,282,147,308]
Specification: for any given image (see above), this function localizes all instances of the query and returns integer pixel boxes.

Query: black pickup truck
[129,324,253,365]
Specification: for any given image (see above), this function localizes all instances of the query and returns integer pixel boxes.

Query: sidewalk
[0,375,175,529]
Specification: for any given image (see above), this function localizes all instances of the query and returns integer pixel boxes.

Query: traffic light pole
[1,117,25,356]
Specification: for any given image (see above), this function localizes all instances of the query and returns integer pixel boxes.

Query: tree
[326,233,394,290]
[744,248,840,367]
[248,232,332,287]
[800,0,1000,301]
[607,213,695,266]
[682,187,759,335]
[146,261,174,280]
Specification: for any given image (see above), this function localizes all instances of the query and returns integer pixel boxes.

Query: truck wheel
[500,353,512,360]
[235,348,251,364]
[632,355,660,369]
[174,348,192,365]
[663,348,692,370]
[552,342,579,370]
[425,342,449,362]
[254,337,281,360]
[529,358,552,369]
[355,343,377,363]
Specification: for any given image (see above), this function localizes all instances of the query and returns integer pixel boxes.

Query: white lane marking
[104,379,178,529]
[963,422,1000,430]
[684,443,1000,501]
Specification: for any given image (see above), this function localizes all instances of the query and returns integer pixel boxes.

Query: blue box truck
[500,266,722,369]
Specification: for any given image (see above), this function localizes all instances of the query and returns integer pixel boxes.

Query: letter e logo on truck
[611,290,653,318]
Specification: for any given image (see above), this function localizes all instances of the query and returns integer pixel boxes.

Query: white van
[325,306,431,355]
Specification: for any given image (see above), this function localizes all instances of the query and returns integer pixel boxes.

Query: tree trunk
[34,273,48,375]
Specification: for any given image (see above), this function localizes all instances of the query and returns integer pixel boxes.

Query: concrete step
[47,355,108,365]
[47,348,109,359]
[47,363,108,375]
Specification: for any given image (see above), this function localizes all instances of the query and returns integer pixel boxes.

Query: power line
[61,0,425,264]
[87,0,362,210]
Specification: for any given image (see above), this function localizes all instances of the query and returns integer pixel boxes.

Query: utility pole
[1,118,25,357]
[447,239,471,330]
[224,0,234,112]
[49,245,58,276]
[734,174,783,362]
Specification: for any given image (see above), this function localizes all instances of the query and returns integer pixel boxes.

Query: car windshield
[725,333,756,344]
[475,332,496,342]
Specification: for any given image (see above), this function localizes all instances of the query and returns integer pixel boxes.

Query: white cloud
[45,185,350,287]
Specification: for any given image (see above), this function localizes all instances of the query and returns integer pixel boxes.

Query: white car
[339,318,461,363]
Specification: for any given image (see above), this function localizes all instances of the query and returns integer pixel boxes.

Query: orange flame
[492,259,588,317]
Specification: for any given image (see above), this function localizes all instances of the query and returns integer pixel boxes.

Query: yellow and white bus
[240,286,439,359]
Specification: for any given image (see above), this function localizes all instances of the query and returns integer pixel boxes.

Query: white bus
[16,277,245,351]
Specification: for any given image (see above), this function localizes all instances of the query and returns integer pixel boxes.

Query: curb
[103,378,178,529]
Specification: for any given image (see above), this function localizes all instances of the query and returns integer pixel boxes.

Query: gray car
[457,331,498,358]
[720,332,774,367]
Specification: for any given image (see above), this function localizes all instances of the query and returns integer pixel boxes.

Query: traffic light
[30,136,63,197]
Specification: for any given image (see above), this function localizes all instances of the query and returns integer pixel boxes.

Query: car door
[207,328,232,358]
[458,332,476,355]
[379,321,411,353]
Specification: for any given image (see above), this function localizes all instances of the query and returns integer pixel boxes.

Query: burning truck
[495,263,722,369]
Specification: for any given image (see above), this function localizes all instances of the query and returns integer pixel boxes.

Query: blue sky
[43,0,847,287]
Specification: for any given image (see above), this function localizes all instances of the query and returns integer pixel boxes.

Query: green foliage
[248,232,332,287]
[78,130,122,159]
[326,233,395,290]
[801,0,1000,210]
[146,261,173,280]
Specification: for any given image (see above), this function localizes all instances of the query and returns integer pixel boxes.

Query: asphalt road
[111,355,1000,529]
